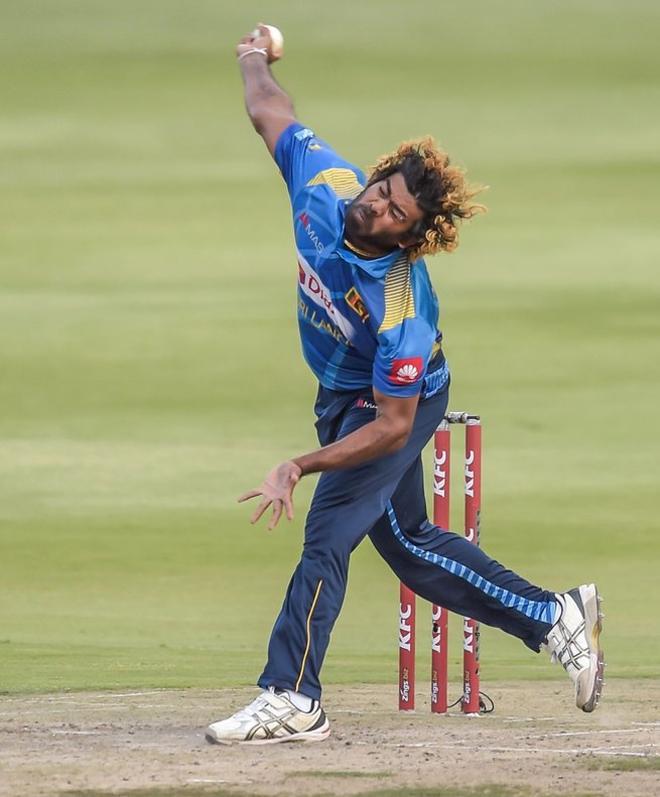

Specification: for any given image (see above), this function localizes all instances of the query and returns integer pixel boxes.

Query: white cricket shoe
[544,583,605,712]
[205,687,330,745]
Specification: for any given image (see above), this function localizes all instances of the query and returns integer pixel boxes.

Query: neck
[344,234,396,259]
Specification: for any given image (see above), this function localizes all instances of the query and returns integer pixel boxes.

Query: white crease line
[188,780,230,784]
[0,691,172,707]
[481,746,654,757]
[100,691,170,698]
[0,705,128,715]
[0,702,189,717]
[596,752,657,758]
[590,749,656,757]
[2,704,137,713]
[49,730,100,736]
[187,780,255,786]
[545,728,658,738]
[45,691,170,701]
[365,741,656,757]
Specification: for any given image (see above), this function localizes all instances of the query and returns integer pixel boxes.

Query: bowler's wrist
[237,47,268,62]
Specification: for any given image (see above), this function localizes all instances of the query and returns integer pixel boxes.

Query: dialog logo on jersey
[390,357,423,385]
[297,252,356,343]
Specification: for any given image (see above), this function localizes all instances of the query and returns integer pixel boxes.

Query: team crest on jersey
[345,286,370,322]
[390,357,423,385]
[294,128,314,141]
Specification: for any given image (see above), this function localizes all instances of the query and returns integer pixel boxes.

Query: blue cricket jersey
[274,122,449,399]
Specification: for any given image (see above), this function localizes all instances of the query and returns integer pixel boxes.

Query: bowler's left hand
[239,460,302,530]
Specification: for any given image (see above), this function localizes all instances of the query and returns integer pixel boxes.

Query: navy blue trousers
[258,385,556,701]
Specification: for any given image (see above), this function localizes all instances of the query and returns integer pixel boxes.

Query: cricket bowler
[206,24,605,745]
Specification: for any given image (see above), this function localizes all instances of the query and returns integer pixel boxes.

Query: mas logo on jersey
[345,286,370,322]
[298,212,324,254]
[390,357,423,385]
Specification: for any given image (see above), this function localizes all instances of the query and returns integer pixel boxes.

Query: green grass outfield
[1,0,659,694]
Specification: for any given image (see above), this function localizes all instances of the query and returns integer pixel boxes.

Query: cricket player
[206,25,604,745]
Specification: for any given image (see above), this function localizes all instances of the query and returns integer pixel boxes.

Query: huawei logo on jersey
[390,357,423,385]
[398,364,419,381]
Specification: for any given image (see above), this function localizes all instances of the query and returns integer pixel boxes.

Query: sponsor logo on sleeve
[344,286,370,323]
[390,357,423,385]
[294,128,314,141]
[298,212,324,254]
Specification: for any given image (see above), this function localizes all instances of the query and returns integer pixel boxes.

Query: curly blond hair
[368,136,487,261]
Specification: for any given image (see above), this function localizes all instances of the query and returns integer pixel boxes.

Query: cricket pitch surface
[1,680,657,797]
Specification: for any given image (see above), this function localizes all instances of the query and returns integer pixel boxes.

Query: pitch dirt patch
[0,681,657,797]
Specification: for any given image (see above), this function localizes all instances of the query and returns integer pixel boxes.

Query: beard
[344,196,401,254]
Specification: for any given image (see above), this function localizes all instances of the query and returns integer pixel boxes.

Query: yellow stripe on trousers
[295,579,324,692]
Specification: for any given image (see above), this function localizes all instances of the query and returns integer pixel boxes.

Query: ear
[397,233,423,250]
[396,218,425,249]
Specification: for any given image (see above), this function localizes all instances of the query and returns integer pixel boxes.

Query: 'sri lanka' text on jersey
[274,123,449,399]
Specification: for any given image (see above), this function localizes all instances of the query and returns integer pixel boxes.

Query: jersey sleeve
[273,122,365,203]
[372,316,436,398]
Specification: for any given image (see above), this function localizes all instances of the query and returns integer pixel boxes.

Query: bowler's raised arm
[236,24,296,156]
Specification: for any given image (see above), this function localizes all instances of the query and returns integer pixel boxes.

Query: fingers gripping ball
[253,23,284,62]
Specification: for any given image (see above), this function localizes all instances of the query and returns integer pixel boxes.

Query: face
[344,172,424,255]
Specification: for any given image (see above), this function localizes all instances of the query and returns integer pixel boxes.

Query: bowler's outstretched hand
[236,23,282,64]
[239,461,302,530]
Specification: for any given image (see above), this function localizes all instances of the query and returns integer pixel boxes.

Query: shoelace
[545,607,587,671]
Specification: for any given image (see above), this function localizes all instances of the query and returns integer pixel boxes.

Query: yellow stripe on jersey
[379,255,416,333]
[307,168,363,199]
